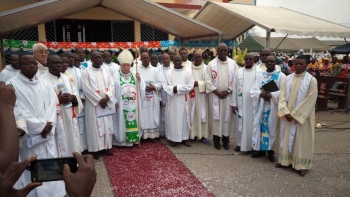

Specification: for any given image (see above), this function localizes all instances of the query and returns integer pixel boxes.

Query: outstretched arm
[0,82,18,173]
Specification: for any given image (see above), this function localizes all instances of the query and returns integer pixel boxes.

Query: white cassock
[206,57,239,137]
[103,62,120,76]
[163,67,194,142]
[278,71,317,170]
[41,72,83,155]
[81,66,114,152]
[13,105,33,196]
[189,62,209,139]
[231,65,263,151]
[8,73,66,197]
[182,60,192,69]
[112,71,146,146]
[36,61,48,76]
[138,64,162,139]
[251,70,286,151]
[157,64,173,136]
[0,65,20,82]
[131,58,142,73]
[66,66,87,151]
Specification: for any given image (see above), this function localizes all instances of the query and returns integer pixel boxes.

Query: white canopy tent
[193,2,350,47]
[0,0,222,39]
[0,0,222,67]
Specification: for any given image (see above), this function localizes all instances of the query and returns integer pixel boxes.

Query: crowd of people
[0,42,319,196]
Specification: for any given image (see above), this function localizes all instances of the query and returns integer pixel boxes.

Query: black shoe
[267,150,276,162]
[221,136,230,150]
[213,135,221,150]
[251,151,266,158]
[214,144,221,150]
[234,146,241,152]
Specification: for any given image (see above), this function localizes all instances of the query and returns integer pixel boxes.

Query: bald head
[260,48,272,63]
[217,43,228,61]
[244,53,255,69]
[19,55,38,79]
[173,55,182,69]
[193,52,202,66]
[90,49,98,55]
[162,53,170,67]
[9,54,19,69]
[150,54,158,67]
[141,52,150,67]
[140,46,148,54]
[103,51,112,64]
[91,51,102,68]
[168,49,176,61]
[47,54,63,76]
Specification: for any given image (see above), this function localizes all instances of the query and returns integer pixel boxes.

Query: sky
[254,0,350,40]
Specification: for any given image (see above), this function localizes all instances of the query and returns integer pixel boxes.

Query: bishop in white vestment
[138,52,161,140]
[189,52,210,144]
[251,56,286,162]
[276,56,317,177]
[206,43,239,150]
[42,55,83,156]
[158,53,173,137]
[112,50,145,146]
[163,55,194,147]
[0,54,20,82]
[81,52,115,159]
[231,53,263,152]
[9,55,66,197]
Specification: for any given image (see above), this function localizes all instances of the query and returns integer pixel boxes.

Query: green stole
[119,71,139,142]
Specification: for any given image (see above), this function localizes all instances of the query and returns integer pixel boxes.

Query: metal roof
[0,0,222,39]
[193,2,350,40]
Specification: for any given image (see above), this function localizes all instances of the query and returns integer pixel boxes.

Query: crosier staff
[135,48,141,147]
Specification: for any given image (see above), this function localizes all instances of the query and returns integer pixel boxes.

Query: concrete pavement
[91,110,350,196]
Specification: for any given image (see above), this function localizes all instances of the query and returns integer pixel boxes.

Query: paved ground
[91,110,350,197]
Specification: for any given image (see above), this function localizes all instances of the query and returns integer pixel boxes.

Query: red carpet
[104,141,214,197]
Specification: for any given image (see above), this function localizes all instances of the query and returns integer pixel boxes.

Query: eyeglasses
[36,50,49,54]
[22,61,38,66]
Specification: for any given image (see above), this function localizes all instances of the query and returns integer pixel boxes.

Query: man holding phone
[8,55,66,197]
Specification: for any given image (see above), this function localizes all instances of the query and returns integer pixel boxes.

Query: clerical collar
[141,64,150,68]
[266,69,278,74]
[49,72,61,78]
[10,65,19,70]
[20,72,36,82]
[174,66,184,69]
[192,63,203,69]
[217,57,227,63]
[295,71,306,77]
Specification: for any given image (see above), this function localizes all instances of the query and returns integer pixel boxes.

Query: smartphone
[30,157,78,182]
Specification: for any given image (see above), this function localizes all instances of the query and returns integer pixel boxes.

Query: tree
[248,27,260,37]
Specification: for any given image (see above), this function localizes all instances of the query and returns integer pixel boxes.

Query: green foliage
[232,47,248,67]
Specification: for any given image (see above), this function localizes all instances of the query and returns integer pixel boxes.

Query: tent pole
[218,34,222,43]
[345,38,348,44]
[266,31,271,49]
[274,34,288,51]
[0,36,4,70]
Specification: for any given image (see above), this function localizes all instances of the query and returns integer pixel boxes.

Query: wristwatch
[227,89,232,94]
